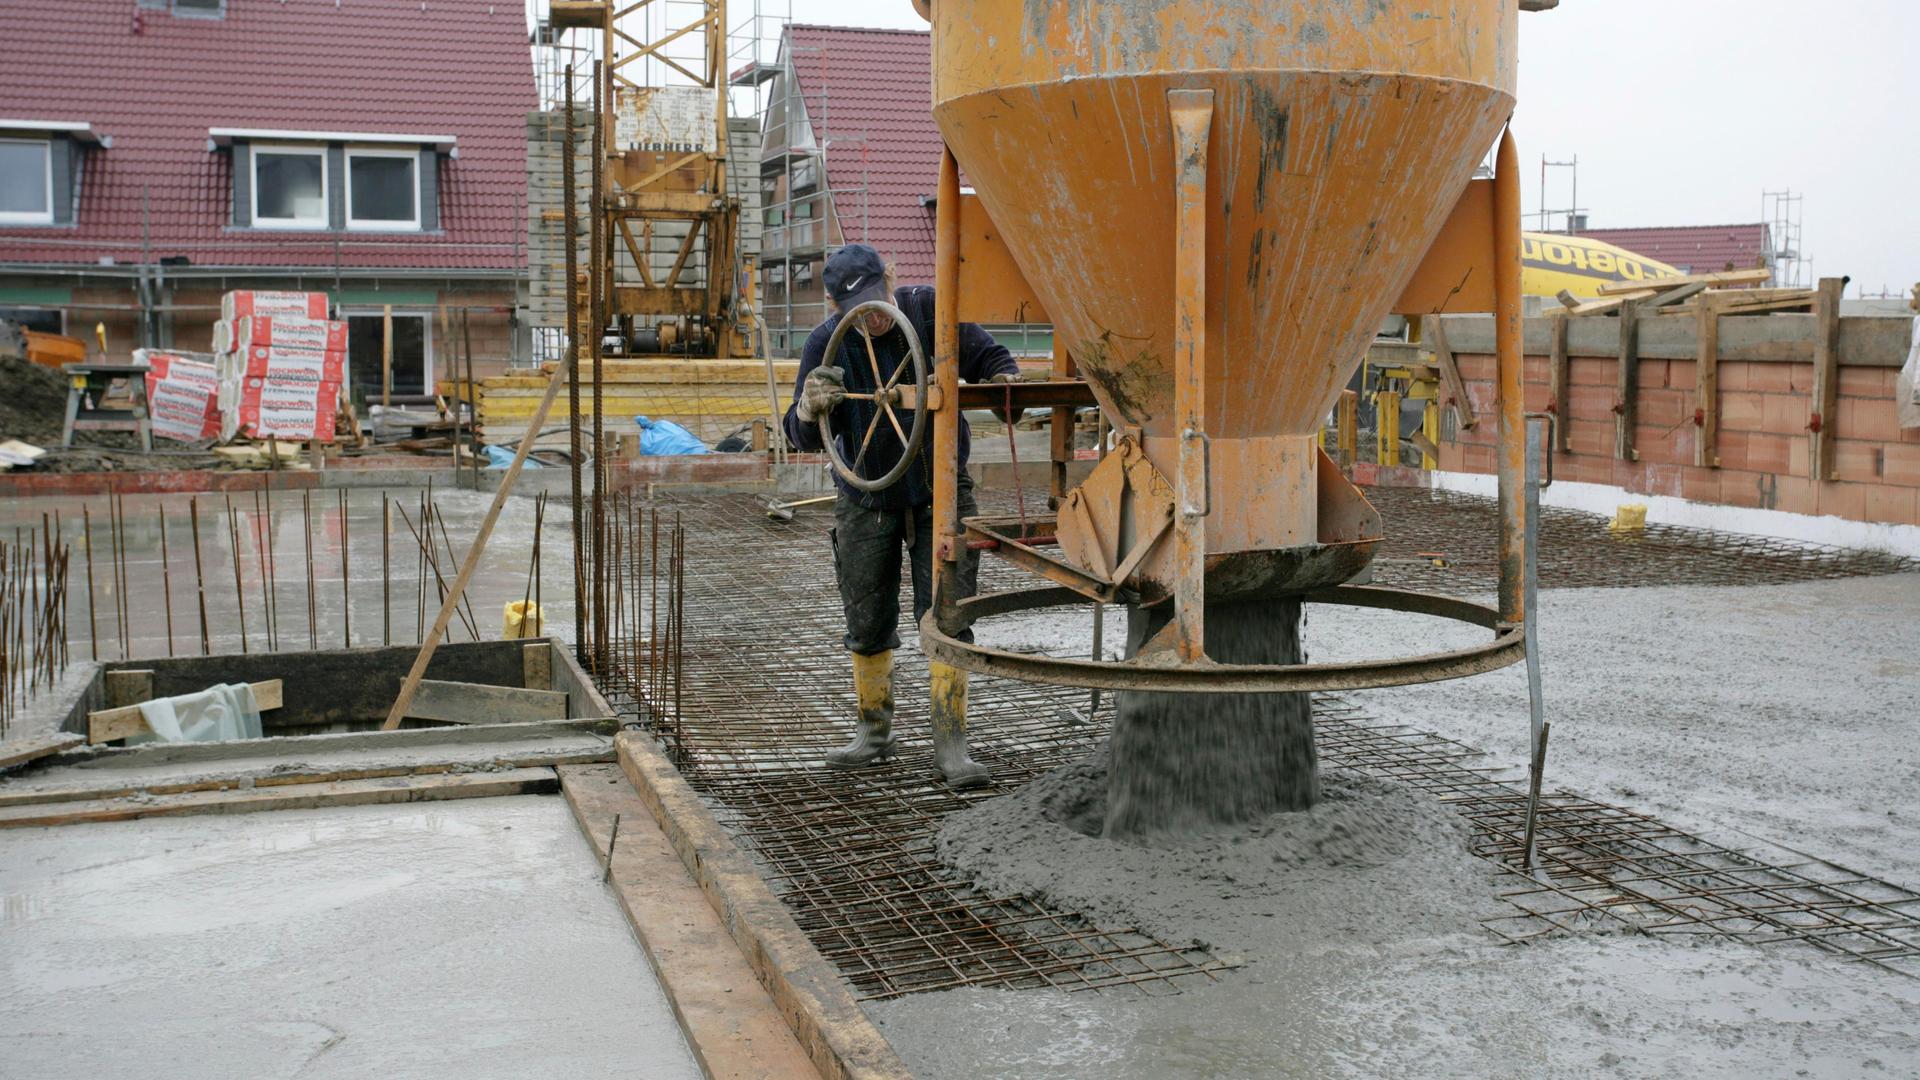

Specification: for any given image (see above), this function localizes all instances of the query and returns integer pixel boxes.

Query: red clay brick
[1681,466,1720,503]
[1633,424,1691,465]
[1638,463,1684,498]
[1718,470,1766,508]
[1885,443,1920,487]
[1569,423,1613,457]
[1523,384,1551,412]
[1524,356,1548,383]
[1833,440,1883,483]
[1568,385,1616,423]
[1771,475,1818,516]
[1639,389,1689,428]
[1817,481,1867,521]
[1789,437,1810,478]
[1718,430,1750,471]
[1747,363,1798,393]
[1462,444,1495,473]
[1841,397,1900,442]
[1637,359,1668,390]
[1762,393,1810,436]
[1863,484,1919,526]
[1456,354,1495,381]
[1569,357,1613,387]
[1747,433,1792,474]
[1838,367,1894,397]
[1667,359,1695,389]
[1718,363,1750,392]
[1720,391,1765,432]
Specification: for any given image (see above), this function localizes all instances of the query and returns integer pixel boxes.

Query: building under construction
[1,2,1919,1078]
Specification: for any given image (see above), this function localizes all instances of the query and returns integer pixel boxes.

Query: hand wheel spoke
[850,406,886,473]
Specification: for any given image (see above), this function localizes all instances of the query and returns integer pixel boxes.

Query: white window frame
[344,147,421,232]
[250,143,329,230]
[0,137,54,225]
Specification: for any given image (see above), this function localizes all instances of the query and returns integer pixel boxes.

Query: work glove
[796,365,847,422]
[987,371,1023,424]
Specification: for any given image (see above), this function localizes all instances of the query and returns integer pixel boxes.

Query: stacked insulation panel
[135,349,222,442]
[212,292,343,443]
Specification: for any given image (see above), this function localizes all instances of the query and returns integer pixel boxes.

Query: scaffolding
[1762,188,1809,290]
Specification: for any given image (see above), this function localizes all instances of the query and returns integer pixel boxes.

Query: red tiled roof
[1576,224,1771,276]
[786,25,938,283]
[0,0,534,273]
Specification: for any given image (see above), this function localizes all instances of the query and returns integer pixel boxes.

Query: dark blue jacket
[784,285,1020,510]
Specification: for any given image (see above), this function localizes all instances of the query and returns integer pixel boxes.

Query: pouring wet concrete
[0,795,701,1078]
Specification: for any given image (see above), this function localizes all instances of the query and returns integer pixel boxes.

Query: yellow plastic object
[851,650,894,719]
[1609,504,1648,533]
[503,600,544,639]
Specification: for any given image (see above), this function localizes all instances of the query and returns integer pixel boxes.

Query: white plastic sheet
[129,683,264,744]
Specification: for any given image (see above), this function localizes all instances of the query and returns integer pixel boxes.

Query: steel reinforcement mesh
[597,490,1918,999]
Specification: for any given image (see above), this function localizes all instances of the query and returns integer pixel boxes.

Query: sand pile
[0,355,78,443]
[936,748,1493,956]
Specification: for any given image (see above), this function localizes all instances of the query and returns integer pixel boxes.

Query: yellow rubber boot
[930,662,989,789]
[826,650,897,767]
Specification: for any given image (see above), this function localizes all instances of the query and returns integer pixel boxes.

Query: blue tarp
[483,444,542,469]
[635,415,710,456]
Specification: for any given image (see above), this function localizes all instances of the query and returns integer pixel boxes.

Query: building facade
[0,0,536,397]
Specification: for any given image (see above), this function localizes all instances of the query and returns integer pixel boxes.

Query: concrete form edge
[614,731,912,1080]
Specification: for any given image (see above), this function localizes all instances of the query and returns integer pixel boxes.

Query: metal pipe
[591,58,608,676]
[563,65,587,666]
[1493,126,1526,625]
[929,147,963,633]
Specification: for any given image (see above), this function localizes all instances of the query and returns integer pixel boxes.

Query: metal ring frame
[921,584,1525,693]
[816,299,930,493]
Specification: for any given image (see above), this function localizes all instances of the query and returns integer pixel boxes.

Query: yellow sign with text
[1522,232,1682,299]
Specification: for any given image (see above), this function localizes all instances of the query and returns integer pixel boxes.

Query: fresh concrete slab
[0,795,701,1079]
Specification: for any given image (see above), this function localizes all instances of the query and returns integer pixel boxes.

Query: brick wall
[1438,339,1920,527]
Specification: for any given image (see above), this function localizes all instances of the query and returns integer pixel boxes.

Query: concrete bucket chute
[930,0,1518,619]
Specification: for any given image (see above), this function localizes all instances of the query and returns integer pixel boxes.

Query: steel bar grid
[598,491,1919,1001]
[1365,486,1917,594]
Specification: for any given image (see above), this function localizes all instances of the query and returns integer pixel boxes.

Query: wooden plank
[616,733,911,1080]
[1810,276,1845,480]
[88,679,285,744]
[0,733,83,770]
[1640,280,1710,311]
[523,642,553,691]
[407,680,568,725]
[1424,315,1478,431]
[1695,294,1723,468]
[1615,299,1641,461]
[1595,267,1771,296]
[1565,290,1654,317]
[383,368,567,730]
[104,668,153,708]
[0,768,559,830]
[1547,312,1571,452]
[559,765,819,1080]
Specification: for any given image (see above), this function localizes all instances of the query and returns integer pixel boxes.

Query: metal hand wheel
[816,299,930,492]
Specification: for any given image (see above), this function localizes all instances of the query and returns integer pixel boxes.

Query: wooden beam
[382,369,568,730]
[407,680,570,725]
[104,668,154,708]
[523,642,553,691]
[88,679,286,744]
[1695,294,1723,468]
[558,765,820,1080]
[0,733,83,770]
[1424,315,1478,431]
[1809,276,1846,480]
[1615,299,1640,461]
[1596,267,1771,296]
[0,768,559,830]
[1564,290,1654,317]
[1548,312,1571,452]
[1641,280,1710,311]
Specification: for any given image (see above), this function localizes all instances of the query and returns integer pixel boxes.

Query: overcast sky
[669,0,1920,296]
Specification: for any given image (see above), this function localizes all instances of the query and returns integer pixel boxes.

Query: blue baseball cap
[824,244,890,309]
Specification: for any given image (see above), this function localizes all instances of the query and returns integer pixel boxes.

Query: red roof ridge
[788,23,929,35]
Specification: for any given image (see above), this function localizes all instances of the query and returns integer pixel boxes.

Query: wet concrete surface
[0,795,701,1079]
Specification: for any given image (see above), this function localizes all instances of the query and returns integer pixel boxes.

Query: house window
[345,312,432,398]
[252,145,328,229]
[173,0,225,17]
[346,149,419,231]
[0,139,52,225]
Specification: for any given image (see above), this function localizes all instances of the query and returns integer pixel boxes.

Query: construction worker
[784,243,1022,789]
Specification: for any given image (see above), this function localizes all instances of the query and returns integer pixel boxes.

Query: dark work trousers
[831,478,980,656]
